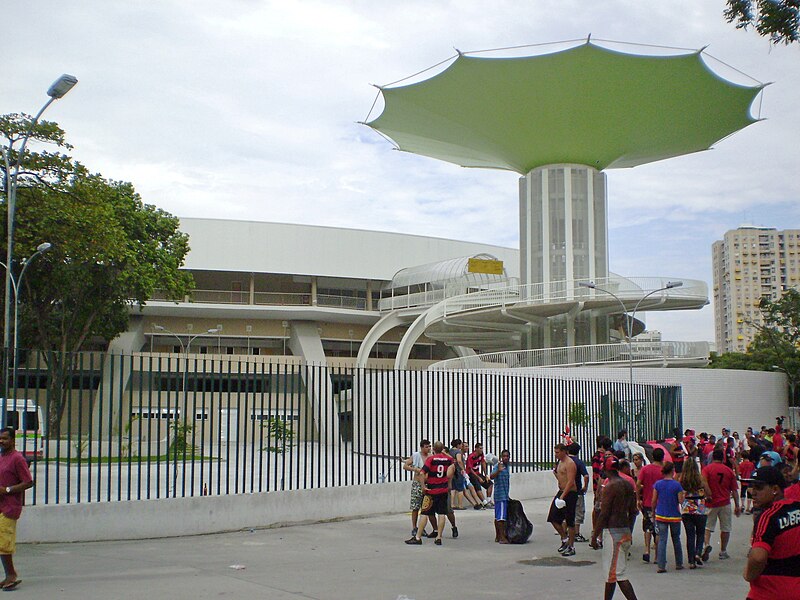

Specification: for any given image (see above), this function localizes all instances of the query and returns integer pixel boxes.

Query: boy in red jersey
[738,455,756,514]
[743,466,800,600]
[702,448,741,561]
[405,441,455,546]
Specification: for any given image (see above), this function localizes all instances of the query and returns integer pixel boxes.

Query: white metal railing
[317,294,366,310]
[149,289,369,310]
[429,340,711,370]
[253,292,309,306]
[436,276,708,321]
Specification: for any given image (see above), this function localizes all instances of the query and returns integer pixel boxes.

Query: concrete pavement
[19,495,755,599]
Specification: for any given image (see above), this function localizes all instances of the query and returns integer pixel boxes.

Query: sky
[3,1,799,344]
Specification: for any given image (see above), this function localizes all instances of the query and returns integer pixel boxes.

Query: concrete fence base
[19,470,556,543]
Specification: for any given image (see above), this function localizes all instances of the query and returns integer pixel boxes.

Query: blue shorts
[495,500,508,521]
[453,474,466,491]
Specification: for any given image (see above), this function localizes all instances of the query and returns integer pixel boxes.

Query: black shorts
[674,460,683,474]
[421,493,449,516]
[547,491,578,527]
[640,507,655,534]
[741,485,749,499]
[469,473,491,490]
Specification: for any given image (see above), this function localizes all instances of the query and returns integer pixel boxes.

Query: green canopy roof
[366,42,762,173]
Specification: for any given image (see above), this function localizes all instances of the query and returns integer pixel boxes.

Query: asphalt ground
[18,494,755,599]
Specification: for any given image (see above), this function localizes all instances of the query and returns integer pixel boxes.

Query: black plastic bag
[506,498,532,544]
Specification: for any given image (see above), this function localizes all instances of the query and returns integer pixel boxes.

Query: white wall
[509,366,788,436]
[19,470,554,543]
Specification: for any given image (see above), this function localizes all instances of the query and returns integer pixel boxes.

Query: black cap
[742,466,787,489]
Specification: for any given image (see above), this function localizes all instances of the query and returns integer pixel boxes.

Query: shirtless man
[548,443,578,556]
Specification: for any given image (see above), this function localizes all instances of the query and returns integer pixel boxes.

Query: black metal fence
[3,351,683,505]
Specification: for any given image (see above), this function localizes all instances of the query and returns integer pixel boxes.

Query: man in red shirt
[743,466,800,600]
[702,448,741,561]
[405,441,455,546]
[466,442,493,507]
[635,447,664,564]
[0,427,34,591]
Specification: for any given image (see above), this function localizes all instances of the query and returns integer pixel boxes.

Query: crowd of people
[585,417,799,599]
[401,417,800,600]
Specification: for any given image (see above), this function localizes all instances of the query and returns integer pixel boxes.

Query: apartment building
[713,226,800,353]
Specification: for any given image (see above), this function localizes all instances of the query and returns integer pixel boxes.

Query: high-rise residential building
[712,226,800,353]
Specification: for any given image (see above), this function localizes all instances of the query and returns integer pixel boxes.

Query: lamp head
[36,242,52,253]
[152,325,166,332]
[207,328,220,334]
[665,281,683,289]
[578,282,596,289]
[47,74,78,99]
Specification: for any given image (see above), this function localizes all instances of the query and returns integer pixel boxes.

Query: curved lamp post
[2,74,77,421]
[578,280,683,389]
[152,324,220,497]
[0,242,53,393]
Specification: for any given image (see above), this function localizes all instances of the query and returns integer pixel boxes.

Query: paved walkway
[20,495,754,599]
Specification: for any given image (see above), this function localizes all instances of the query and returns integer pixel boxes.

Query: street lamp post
[2,74,77,422]
[579,280,683,390]
[0,242,53,393]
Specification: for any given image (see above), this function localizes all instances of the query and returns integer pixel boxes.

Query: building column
[311,276,318,306]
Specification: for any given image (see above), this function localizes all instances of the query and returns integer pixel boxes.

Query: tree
[709,289,800,405]
[1,114,194,436]
[724,0,800,45]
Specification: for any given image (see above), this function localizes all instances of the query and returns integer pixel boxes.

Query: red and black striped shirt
[422,453,454,495]
[748,499,800,600]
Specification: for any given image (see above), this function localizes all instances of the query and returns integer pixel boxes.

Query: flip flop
[2,580,20,591]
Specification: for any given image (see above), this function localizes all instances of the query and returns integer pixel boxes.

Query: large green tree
[1,114,193,435]
[710,289,800,405]
[725,0,800,44]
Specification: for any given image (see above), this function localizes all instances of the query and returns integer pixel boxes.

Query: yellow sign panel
[468,258,503,275]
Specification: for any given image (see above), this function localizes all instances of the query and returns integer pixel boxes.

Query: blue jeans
[681,513,707,563]
[656,520,683,570]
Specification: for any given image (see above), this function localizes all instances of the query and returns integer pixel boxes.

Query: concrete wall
[18,470,555,544]
[512,366,788,435]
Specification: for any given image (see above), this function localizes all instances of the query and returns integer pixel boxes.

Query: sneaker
[676,565,684,571]
[434,538,442,546]
[558,541,569,553]
[575,534,588,543]
[427,530,439,539]
[701,545,712,562]
[474,504,483,510]
[561,546,576,557]
[642,553,650,563]
[719,551,730,560]
[452,526,459,539]
[486,500,495,508]
[694,555,703,566]
[405,537,422,545]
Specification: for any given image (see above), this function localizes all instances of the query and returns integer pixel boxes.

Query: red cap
[604,456,620,471]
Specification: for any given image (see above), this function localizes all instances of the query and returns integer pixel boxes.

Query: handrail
[429,340,711,370]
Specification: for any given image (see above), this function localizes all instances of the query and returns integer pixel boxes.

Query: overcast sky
[3,1,799,344]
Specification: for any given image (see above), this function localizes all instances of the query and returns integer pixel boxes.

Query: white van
[3,399,44,464]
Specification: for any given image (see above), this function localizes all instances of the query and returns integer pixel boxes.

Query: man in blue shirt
[490,449,511,544]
